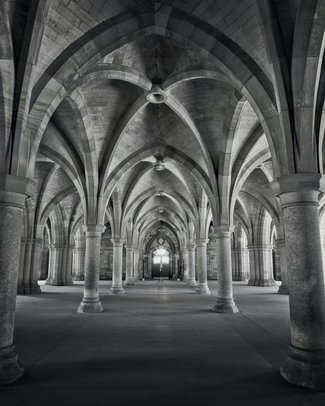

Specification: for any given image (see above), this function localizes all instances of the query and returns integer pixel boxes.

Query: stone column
[17,239,26,294]
[232,248,249,281]
[72,246,85,281]
[45,244,62,285]
[174,254,180,281]
[39,245,49,280]
[0,190,26,384]
[272,175,325,390]
[61,244,73,285]
[22,238,33,293]
[111,239,125,294]
[28,238,43,293]
[213,227,238,313]
[124,247,134,285]
[133,248,140,281]
[182,248,189,281]
[187,244,197,287]
[247,245,276,286]
[78,225,104,313]
[195,239,211,295]
[275,239,289,295]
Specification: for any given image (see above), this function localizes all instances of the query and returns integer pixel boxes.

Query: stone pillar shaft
[275,239,289,294]
[72,247,85,281]
[124,247,134,285]
[111,239,125,294]
[133,249,140,281]
[182,248,189,281]
[187,245,197,287]
[247,244,276,286]
[196,239,210,295]
[232,248,249,281]
[272,175,325,391]
[213,227,238,313]
[78,225,104,313]
[0,190,26,384]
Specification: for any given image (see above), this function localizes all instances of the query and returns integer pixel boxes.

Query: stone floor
[2,280,325,405]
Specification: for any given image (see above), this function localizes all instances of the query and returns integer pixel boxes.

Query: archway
[152,246,171,279]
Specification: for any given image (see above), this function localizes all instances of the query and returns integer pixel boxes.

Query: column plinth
[272,174,325,390]
[281,346,325,391]
[78,297,103,313]
[0,345,24,386]
[213,297,238,314]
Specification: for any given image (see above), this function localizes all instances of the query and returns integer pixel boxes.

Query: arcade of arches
[1,0,325,396]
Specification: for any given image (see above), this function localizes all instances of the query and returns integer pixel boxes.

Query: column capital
[0,174,35,195]
[111,238,124,247]
[212,225,234,239]
[187,243,196,250]
[275,238,286,249]
[196,238,209,246]
[83,224,105,236]
[271,173,323,207]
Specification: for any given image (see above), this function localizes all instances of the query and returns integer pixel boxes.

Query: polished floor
[2,280,325,405]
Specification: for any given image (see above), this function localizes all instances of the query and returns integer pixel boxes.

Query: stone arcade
[0,0,325,402]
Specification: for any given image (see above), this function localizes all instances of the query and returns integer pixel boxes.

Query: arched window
[153,247,170,264]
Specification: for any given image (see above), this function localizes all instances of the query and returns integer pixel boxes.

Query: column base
[73,275,84,281]
[17,283,42,294]
[278,284,289,295]
[196,283,211,295]
[0,345,25,386]
[281,345,325,391]
[188,278,197,287]
[213,297,239,313]
[61,281,74,286]
[45,279,63,286]
[111,286,125,294]
[77,297,103,313]
[233,274,249,282]
[248,278,277,287]
[124,278,134,286]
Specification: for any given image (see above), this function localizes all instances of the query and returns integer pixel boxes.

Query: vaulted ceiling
[4,0,323,248]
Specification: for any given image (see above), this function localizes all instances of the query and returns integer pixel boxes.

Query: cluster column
[213,226,238,313]
[247,244,276,286]
[78,225,104,313]
[124,246,134,286]
[133,248,140,281]
[17,238,42,294]
[72,246,85,281]
[187,244,197,287]
[274,239,289,294]
[232,248,249,281]
[0,189,26,384]
[182,247,189,281]
[111,239,125,294]
[272,175,325,390]
[195,239,211,295]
